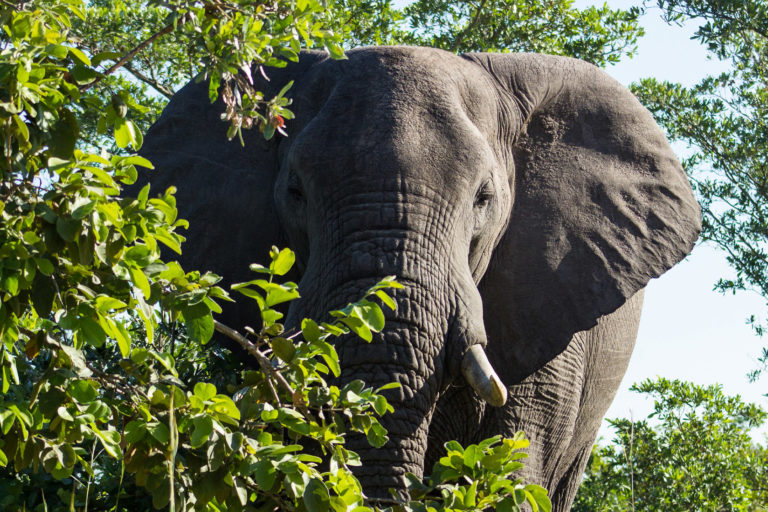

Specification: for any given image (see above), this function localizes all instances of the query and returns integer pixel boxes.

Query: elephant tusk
[461,345,508,407]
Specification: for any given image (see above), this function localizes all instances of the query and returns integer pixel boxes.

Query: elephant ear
[465,53,701,382]
[136,51,327,328]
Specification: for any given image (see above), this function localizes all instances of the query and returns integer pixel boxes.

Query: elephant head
[140,47,700,500]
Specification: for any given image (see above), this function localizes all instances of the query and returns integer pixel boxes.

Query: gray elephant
[139,47,700,510]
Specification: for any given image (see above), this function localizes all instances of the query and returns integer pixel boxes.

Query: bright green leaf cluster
[395,434,552,512]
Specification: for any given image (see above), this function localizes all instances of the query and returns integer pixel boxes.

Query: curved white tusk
[461,345,508,407]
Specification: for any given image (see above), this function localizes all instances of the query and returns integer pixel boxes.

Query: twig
[80,23,177,93]
[123,62,175,99]
[449,0,489,53]
[213,320,313,419]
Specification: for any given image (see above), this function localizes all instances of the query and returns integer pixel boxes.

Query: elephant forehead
[288,48,502,190]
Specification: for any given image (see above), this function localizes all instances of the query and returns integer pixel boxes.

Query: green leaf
[126,119,143,149]
[261,308,283,326]
[1,272,19,295]
[94,296,127,312]
[194,382,217,401]
[210,396,240,421]
[124,245,153,267]
[265,285,300,307]
[271,336,296,362]
[312,340,340,377]
[67,380,98,403]
[0,409,16,434]
[0,448,7,467]
[49,109,79,159]
[68,46,91,66]
[35,257,54,276]
[31,271,55,317]
[464,444,482,467]
[260,405,279,422]
[357,302,385,332]
[128,265,151,299]
[372,395,389,416]
[148,350,176,376]
[148,422,170,444]
[365,422,389,448]
[525,484,551,512]
[72,197,96,220]
[79,317,106,347]
[303,478,330,512]
[301,318,322,342]
[341,316,372,342]
[183,302,214,344]
[253,459,276,490]
[56,216,80,241]
[190,416,213,448]
[114,117,130,148]
[109,317,132,357]
[93,428,121,458]
[375,382,401,392]
[92,51,120,66]
[374,289,397,310]
[269,247,295,275]
[124,420,146,443]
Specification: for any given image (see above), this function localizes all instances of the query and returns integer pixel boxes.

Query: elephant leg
[549,444,593,511]
[474,290,643,510]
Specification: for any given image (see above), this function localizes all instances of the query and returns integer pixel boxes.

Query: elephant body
[139,47,700,510]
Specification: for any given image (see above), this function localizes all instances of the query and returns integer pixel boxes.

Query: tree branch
[213,320,313,419]
[123,62,175,99]
[449,0,489,53]
[80,23,176,93]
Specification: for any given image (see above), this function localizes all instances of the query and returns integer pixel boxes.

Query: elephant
[138,46,701,510]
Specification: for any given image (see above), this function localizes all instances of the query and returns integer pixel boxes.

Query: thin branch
[449,0,489,53]
[123,62,175,99]
[80,23,176,93]
[213,320,313,419]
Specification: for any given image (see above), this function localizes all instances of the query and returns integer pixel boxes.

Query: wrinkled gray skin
[139,47,701,510]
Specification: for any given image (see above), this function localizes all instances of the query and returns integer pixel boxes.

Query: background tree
[67,0,646,144]
[573,378,768,511]
[629,0,768,377]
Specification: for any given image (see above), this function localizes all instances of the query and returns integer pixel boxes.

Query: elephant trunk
[283,190,506,498]
[289,269,503,500]
[294,275,447,498]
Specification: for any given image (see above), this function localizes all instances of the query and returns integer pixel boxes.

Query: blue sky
[571,0,768,440]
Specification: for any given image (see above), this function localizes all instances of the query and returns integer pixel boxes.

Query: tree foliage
[573,378,768,511]
[630,0,768,374]
[399,0,644,65]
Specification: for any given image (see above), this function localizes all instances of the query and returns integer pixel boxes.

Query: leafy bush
[573,378,768,511]
[0,1,552,511]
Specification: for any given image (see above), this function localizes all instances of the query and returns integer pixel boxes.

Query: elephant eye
[287,171,304,202]
[474,181,494,210]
